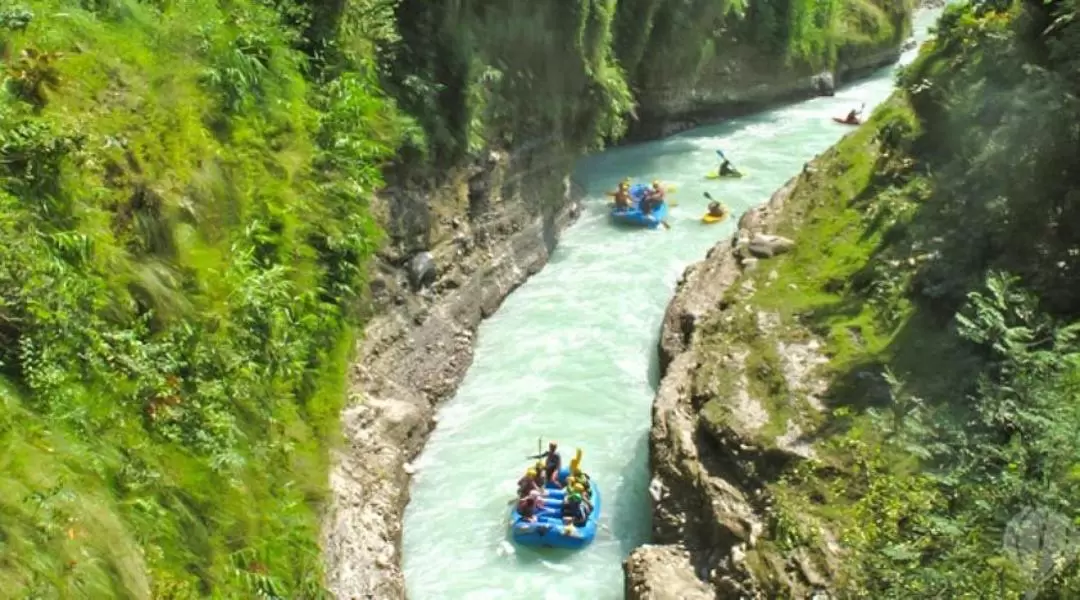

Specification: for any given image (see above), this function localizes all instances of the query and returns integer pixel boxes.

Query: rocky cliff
[322,145,583,598]
[617,0,917,139]
[625,164,827,598]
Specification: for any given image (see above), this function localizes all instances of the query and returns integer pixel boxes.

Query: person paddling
[607,181,632,210]
[844,103,866,125]
[642,180,666,215]
[716,150,740,177]
[529,441,562,485]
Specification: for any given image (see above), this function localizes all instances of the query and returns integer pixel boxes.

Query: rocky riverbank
[321,148,582,599]
[623,162,817,598]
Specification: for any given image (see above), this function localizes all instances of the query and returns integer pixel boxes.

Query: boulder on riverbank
[625,545,714,600]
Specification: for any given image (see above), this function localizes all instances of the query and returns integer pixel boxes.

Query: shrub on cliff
[0,0,406,595]
[788,0,1080,595]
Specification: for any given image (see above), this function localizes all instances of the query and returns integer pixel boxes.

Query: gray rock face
[625,545,715,600]
[321,149,583,600]
[811,71,836,97]
[632,159,831,597]
[408,251,436,290]
[747,233,795,259]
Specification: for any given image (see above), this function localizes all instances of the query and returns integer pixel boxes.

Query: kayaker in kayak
[719,158,738,177]
[843,107,862,125]
[707,201,727,219]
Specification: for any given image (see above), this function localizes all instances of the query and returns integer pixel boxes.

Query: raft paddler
[529,441,562,485]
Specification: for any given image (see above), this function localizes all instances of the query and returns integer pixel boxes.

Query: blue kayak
[508,467,601,550]
[610,183,668,229]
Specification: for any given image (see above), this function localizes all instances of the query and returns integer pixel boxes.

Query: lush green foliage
[0,0,405,595]
[742,1,1080,596]
[382,0,633,168]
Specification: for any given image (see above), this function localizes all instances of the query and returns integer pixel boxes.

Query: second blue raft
[610,183,667,229]
[508,467,601,550]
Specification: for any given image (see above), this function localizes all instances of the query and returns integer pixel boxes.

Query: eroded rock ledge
[625,156,837,599]
[321,148,582,599]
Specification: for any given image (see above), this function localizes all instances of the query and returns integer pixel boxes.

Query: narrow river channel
[402,10,942,599]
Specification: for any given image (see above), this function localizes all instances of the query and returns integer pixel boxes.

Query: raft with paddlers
[509,446,601,550]
[610,182,669,229]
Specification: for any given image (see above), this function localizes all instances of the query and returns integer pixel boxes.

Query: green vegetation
[0,0,921,595]
[700,0,1080,596]
[0,0,407,595]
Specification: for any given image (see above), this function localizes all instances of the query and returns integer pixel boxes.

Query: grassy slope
[0,0,403,596]
[693,1,1080,596]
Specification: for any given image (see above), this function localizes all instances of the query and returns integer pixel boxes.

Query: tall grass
[0,0,404,595]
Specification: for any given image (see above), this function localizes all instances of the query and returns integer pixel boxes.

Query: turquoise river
[402,9,942,599]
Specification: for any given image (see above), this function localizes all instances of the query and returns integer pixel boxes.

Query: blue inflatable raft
[508,468,601,550]
[610,183,668,229]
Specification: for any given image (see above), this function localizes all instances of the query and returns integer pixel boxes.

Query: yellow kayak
[701,212,728,224]
[705,170,746,180]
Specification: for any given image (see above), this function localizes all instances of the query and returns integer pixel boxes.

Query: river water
[401,10,941,599]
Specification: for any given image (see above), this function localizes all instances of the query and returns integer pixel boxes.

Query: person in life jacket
[642,181,666,215]
[608,181,632,209]
[517,489,545,521]
[517,467,541,497]
[529,441,562,485]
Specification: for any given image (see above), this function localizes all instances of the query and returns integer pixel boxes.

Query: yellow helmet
[526,468,537,477]
[652,180,661,187]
